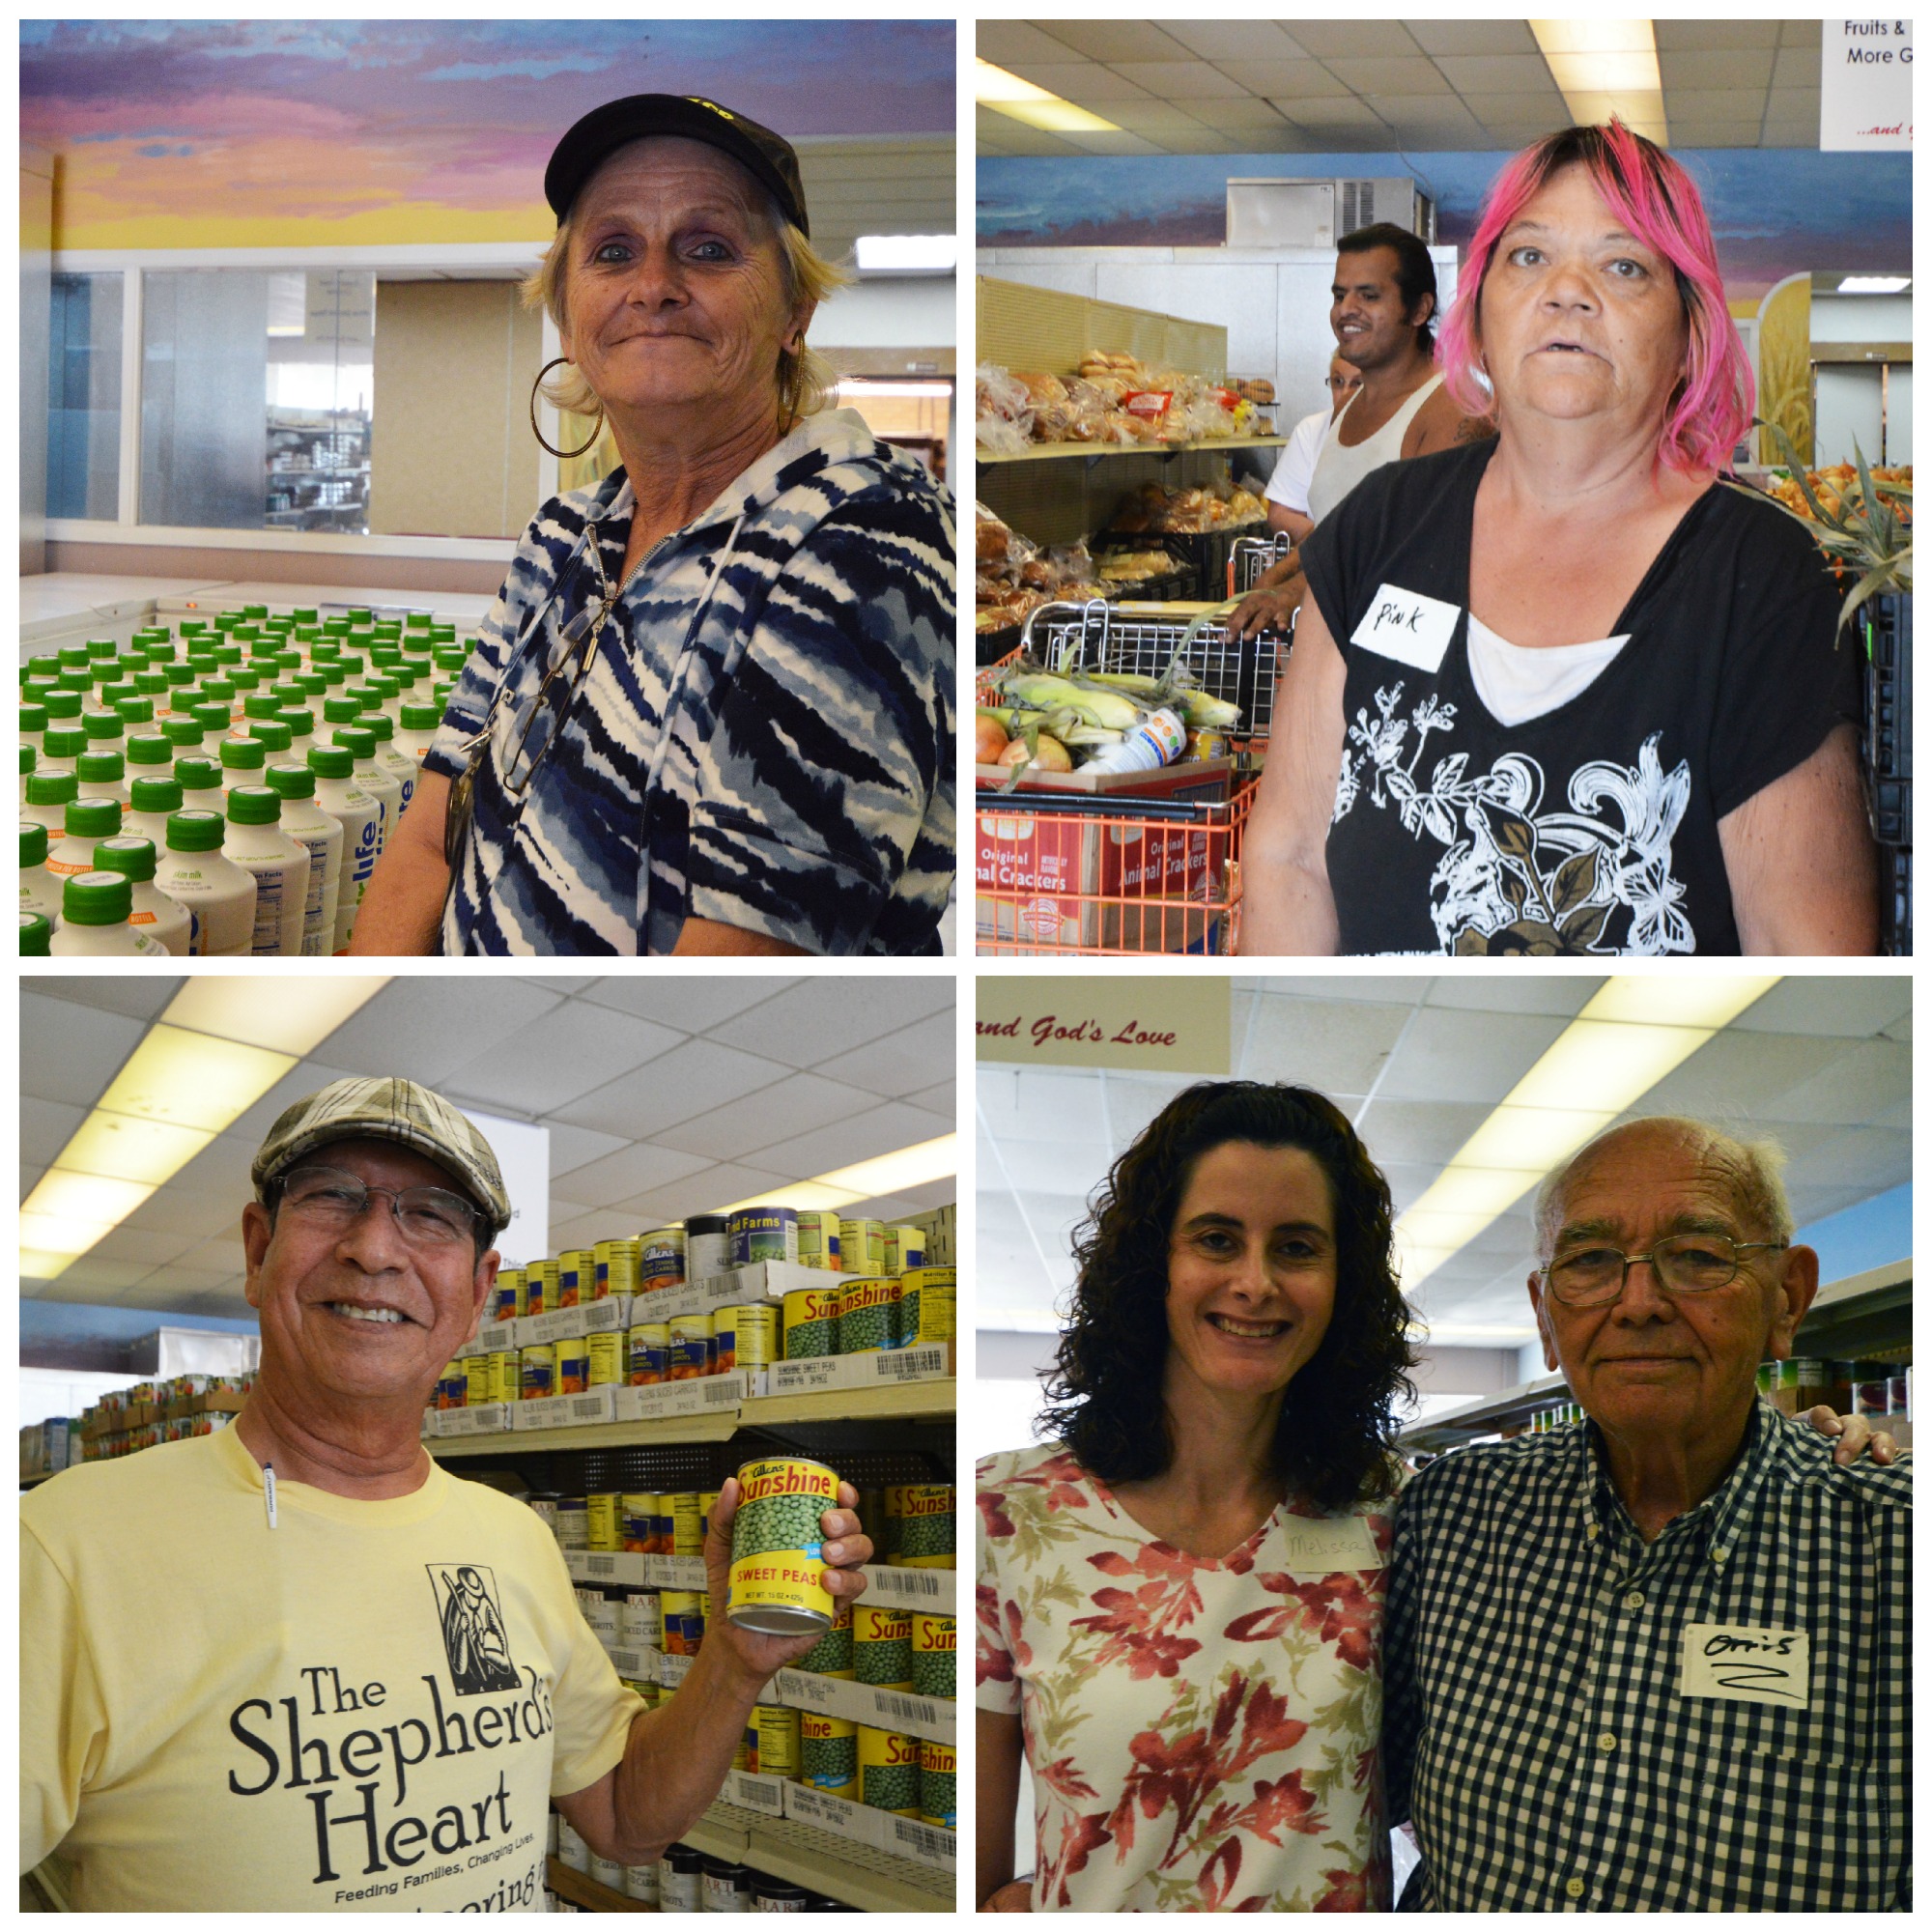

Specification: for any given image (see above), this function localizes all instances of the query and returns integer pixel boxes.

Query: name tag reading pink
[1350,583,1461,672]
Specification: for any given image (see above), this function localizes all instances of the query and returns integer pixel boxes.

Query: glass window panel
[47,271,123,521]
[139,268,374,532]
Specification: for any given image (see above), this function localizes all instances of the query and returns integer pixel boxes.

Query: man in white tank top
[1232,223,1491,639]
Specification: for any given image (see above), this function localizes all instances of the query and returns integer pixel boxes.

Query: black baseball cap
[545,94,810,237]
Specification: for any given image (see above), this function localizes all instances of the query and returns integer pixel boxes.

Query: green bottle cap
[244,694,282,722]
[339,653,366,679]
[220,737,267,772]
[227,784,282,826]
[98,680,138,707]
[126,733,173,768]
[134,672,170,697]
[191,702,232,734]
[400,703,441,730]
[174,756,221,793]
[85,638,118,660]
[267,761,317,800]
[242,603,269,620]
[25,772,78,808]
[348,607,374,623]
[333,726,376,759]
[405,611,434,632]
[307,745,354,781]
[324,696,363,725]
[58,645,90,669]
[19,910,51,954]
[20,820,48,865]
[165,808,226,852]
[43,690,84,719]
[323,617,353,637]
[18,703,47,732]
[162,719,206,749]
[361,711,396,744]
[19,744,33,776]
[114,697,156,725]
[82,712,125,742]
[277,707,316,737]
[249,721,293,754]
[43,727,89,762]
[131,776,185,814]
[93,835,157,884]
[63,797,121,838]
[292,607,319,625]
[63,869,133,925]
[76,752,125,784]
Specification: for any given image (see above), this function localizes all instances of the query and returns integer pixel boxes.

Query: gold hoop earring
[529,356,604,460]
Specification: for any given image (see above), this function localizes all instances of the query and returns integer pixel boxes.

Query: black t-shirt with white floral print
[1300,440,1858,956]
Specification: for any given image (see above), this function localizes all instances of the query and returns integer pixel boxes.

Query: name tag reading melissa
[1276,1516,1382,1574]
[1351,583,1462,672]
[1679,1623,1810,1707]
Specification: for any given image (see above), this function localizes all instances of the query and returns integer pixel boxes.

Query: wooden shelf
[979,435,1287,467]
[428,1378,955,1461]
[1401,1259,1912,1452]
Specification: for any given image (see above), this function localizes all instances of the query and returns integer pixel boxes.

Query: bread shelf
[979,434,1288,466]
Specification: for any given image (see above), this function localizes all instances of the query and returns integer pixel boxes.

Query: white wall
[1809,293,1912,342]
[812,275,955,350]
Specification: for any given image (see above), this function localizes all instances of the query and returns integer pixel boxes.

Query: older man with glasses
[1383,1116,1909,1911]
[21,1076,872,1912]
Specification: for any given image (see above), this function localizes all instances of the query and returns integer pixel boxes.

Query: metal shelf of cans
[1399,1258,1913,1454]
[976,599,1286,954]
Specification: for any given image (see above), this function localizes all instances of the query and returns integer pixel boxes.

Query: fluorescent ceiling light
[836,381,956,399]
[1838,275,1910,294]
[95,1024,298,1133]
[975,59,1122,134]
[19,1210,124,1258]
[20,1249,79,1281]
[22,1171,157,1226]
[162,975,388,1056]
[855,234,957,274]
[55,1113,216,1187]
[706,1134,958,1220]
[1394,975,1777,1292]
[1530,19,1667,145]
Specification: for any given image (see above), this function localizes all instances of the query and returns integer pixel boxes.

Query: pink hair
[1435,122,1754,472]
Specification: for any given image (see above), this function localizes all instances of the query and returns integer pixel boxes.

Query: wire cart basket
[975,600,1290,954]
[1229,531,1295,595]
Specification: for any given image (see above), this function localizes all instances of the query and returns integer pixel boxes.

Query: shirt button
[1597,1731,1618,1752]
[1566,1878,1586,1900]
[1584,1524,1600,1541]
[1712,1548,1727,1566]
[1624,1590,1645,1610]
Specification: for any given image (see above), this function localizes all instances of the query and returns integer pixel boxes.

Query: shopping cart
[975,601,1287,954]
[1229,531,1295,596]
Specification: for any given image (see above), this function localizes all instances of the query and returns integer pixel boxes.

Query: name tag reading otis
[1679,1622,1810,1707]
[1350,582,1461,672]
[1276,1515,1381,1575]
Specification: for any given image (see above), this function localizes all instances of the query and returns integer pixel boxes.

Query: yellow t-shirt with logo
[21,1424,643,1911]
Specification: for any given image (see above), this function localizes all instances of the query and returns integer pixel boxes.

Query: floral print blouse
[977,1443,1394,1912]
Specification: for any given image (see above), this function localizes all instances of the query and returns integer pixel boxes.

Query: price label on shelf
[875,1347,949,1381]
[860,1565,954,1611]
[887,1813,956,1872]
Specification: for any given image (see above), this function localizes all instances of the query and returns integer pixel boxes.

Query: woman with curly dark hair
[976,1081,1414,1913]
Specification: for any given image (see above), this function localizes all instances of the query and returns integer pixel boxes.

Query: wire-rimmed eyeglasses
[1537,1234,1790,1307]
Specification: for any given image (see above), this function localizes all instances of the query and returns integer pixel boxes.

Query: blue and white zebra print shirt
[425,408,955,955]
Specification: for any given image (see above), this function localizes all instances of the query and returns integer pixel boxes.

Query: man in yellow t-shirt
[20,1075,873,1912]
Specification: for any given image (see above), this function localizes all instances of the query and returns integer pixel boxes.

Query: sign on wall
[459,1107,549,1267]
[1820,20,1913,151]
[976,977,1230,1073]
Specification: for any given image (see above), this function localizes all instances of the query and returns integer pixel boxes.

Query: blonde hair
[522,185,850,433]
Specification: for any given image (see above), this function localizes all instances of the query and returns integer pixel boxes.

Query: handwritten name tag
[1679,1623,1810,1707]
[1276,1516,1382,1574]
[1350,583,1463,672]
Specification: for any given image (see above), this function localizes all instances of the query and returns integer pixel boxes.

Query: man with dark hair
[1232,221,1489,639]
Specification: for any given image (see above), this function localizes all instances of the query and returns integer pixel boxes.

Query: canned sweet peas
[727,1457,837,1635]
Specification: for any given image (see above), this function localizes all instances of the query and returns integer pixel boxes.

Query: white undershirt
[1465,612,1630,726]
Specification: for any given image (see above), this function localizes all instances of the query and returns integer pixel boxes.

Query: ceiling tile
[20,994,145,1108]
[712,978,952,1073]
[440,1002,684,1118]
[553,1037,792,1138]
[29,977,185,1020]
[130,1264,238,1297]
[1154,21,1311,62]
[622,1163,792,1224]
[1054,129,1170,156]
[1666,89,1772,125]
[1660,48,1776,89]
[1755,1038,1912,1127]
[1197,98,1293,131]
[544,1121,632,1179]
[1239,993,1413,1092]
[544,1140,718,1211]
[744,1101,955,1184]
[904,1078,956,1123]
[858,1011,956,1098]
[1785,1125,1914,1192]
[978,1065,1111,1143]
[318,979,565,1087]
[224,1059,360,1143]
[1107,60,1254,99]
[30,1259,154,1294]
[121,1185,245,1242]
[1276,98,1391,130]
[1435,54,1563,94]
[1407,21,1540,57]
[1322,56,1455,97]
[21,1094,87,1165]
[654,1072,890,1164]
[1097,1072,1200,1148]
[1284,22,1424,59]
[574,976,795,1034]
[1772,44,1822,86]
[1036,20,1199,63]
[985,1136,1109,1198]
[1655,19,1783,51]
[976,109,1083,156]
[1779,20,1823,46]
[85,1225,199,1268]
[1007,62,1157,103]
[1635,1029,1851,1116]
[1730,979,1912,1038]
[1350,1097,1495,1166]
[1376,1008,1570,1104]
[977,21,1093,66]
[1227,59,1351,99]
[1458,90,1572,123]
[163,1134,262,1214]
[1423,976,1600,1016]
[178,1237,247,1275]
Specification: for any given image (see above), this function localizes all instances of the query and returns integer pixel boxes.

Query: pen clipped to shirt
[265,1461,278,1531]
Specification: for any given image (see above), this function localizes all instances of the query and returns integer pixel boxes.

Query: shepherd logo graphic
[427,1565,521,1694]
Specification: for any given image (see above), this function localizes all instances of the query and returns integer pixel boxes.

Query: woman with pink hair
[1240,123,1875,958]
